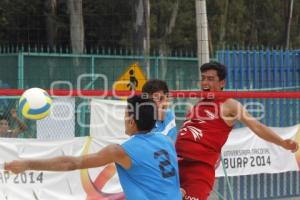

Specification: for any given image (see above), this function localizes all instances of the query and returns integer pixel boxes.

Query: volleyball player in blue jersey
[142,79,177,141]
[5,96,182,200]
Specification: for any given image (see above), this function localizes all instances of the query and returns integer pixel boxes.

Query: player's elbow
[58,157,80,171]
[68,159,81,171]
[67,164,77,171]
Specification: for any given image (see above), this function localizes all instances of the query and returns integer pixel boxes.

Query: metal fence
[216,50,300,199]
[0,48,300,199]
[0,52,199,91]
[215,171,300,200]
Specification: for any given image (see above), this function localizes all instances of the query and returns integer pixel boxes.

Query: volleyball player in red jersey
[175,62,299,200]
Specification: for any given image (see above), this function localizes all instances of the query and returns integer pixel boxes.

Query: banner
[0,137,125,200]
[0,99,299,199]
[90,99,128,140]
[216,125,300,177]
[90,99,300,177]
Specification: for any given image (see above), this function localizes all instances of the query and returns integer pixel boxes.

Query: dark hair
[200,61,227,81]
[142,79,169,95]
[0,115,8,121]
[127,95,157,132]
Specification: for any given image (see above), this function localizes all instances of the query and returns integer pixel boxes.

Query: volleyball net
[0,89,299,199]
[0,89,299,136]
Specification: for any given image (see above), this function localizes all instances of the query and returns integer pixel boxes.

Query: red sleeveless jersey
[175,98,233,167]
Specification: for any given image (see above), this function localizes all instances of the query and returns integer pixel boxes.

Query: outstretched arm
[223,99,298,152]
[10,108,28,137]
[5,144,131,174]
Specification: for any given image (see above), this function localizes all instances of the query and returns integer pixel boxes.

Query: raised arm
[222,99,298,152]
[5,144,131,174]
[10,108,28,137]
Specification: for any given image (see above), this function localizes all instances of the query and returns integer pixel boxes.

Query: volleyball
[18,88,52,120]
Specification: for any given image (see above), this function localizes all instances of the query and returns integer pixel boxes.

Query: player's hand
[282,139,299,153]
[4,160,29,174]
[10,108,18,119]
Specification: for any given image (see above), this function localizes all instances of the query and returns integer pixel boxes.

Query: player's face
[200,69,225,91]
[0,119,9,133]
[149,90,169,121]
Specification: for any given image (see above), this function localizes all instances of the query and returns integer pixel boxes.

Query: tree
[67,0,84,54]
[131,0,151,76]
[44,0,58,48]
[218,0,229,47]
[150,0,180,79]
[285,0,294,49]
[0,0,45,47]
[83,0,132,50]
[290,0,300,47]
[1,0,300,52]
[167,0,196,51]
[132,0,147,53]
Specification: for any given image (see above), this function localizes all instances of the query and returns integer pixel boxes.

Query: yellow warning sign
[113,63,147,91]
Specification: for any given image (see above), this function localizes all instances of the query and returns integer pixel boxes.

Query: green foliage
[83,0,133,48]
[0,0,299,52]
[165,0,196,51]
[0,0,44,45]
[208,0,299,49]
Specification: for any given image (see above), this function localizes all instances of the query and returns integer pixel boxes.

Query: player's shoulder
[121,135,139,147]
[124,132,156,143]
[223,98,242,107]
[222,98,244,114]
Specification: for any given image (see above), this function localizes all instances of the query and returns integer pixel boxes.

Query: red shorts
[179,159,215,200]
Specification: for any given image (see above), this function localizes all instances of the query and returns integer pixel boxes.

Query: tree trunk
[44,0,58,83]
[44,0,57,48]
[133,0,145,53]
[208,27,213,57]
[159,0,179,80]
[133,0,150,78]
[285,0,294,49]
[144,0,151,78]
[218,0,229,47]
[165,0,179,36]
[67,0,85,82]
[67,0,84,54]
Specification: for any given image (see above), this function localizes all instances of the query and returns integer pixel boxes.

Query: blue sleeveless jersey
[152,108,177,141]
[116,132,181,200]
